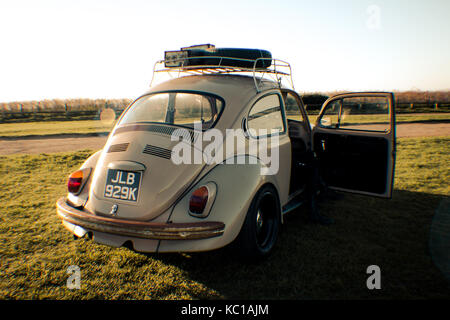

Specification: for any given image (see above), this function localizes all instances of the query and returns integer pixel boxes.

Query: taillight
[68,168,91,194]
[188,183,217,218]
[189,186,209,214]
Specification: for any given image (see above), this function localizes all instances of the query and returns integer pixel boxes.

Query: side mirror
[320,117,332,127]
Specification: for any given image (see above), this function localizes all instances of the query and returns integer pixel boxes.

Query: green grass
[0,113,448,138]
[0,137,449,299]
[0,120,115,137]
[0,118,209,138]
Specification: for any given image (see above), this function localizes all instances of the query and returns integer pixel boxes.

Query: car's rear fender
[160,155,281,252]
[67,150,102,207]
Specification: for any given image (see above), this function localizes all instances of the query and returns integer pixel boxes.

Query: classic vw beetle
[56,45,396,259]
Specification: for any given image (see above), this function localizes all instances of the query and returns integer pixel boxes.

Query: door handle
[321,139,326,151]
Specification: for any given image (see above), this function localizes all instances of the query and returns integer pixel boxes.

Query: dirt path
[0,122,449,155]
[395,122,450,138]
[0,135,107,155]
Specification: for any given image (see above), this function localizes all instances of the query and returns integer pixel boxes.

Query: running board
[282,197,305,215]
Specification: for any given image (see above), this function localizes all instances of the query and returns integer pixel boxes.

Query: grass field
[0,137,449,299]
[0,113,448,138]
[0,120,115,137]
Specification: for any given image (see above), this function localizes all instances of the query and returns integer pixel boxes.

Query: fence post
[65,103,70,120]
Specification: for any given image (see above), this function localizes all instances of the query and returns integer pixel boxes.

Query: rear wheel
[236,185,281,261]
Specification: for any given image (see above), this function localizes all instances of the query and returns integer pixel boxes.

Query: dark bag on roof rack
[183,48,272,69]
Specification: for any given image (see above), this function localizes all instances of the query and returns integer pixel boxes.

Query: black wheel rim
[255,191,277,250]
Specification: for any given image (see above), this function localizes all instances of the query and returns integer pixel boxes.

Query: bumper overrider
[56,197,225,240]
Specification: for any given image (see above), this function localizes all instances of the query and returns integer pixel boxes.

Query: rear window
[119,92,224,130]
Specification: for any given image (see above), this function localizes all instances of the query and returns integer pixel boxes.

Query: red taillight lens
[189,186,209,214]
[67,168,91,194]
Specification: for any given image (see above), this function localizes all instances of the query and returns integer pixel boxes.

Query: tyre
[235,184,281,261]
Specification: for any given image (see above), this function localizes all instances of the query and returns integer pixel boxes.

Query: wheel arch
[67,149,102,207]
[165,155,282,252]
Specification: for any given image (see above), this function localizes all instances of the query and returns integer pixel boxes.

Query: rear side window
[247,94,285,137]
[119,92,224,130]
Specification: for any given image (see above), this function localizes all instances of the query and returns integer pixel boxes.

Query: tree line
[0,90,448,113]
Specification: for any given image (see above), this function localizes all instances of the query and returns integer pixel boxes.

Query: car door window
[319,96,390,132]
[318,100,341,128]
[247,94,285,137]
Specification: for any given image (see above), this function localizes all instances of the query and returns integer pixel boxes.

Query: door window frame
[281,89,312,132]
[316,92,394,134]
[244,91,288,140]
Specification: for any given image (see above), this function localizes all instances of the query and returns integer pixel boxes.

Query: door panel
[314,132,389,194]
[312,92,396,198]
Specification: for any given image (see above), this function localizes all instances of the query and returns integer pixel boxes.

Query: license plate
[104,169,141,202]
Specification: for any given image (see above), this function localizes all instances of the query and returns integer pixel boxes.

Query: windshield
[118,92,224,130]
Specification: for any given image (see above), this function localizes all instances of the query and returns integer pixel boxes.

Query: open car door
[312,92,396,198]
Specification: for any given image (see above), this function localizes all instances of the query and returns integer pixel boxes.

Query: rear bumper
[56,197,225,240]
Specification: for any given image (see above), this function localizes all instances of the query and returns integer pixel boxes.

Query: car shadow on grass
[143,190,450,299]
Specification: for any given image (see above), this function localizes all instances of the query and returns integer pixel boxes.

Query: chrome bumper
[56,197,225,240]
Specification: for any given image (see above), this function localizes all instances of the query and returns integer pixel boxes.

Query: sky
[0,0,449,102]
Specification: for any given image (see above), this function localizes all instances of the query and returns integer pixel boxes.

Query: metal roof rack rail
[150,55,295,92]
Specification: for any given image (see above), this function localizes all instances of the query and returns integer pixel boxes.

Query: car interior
[282,91,312,196]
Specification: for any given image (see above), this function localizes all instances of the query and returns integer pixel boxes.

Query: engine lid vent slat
[107,143,129,153]
[143,144,172,159]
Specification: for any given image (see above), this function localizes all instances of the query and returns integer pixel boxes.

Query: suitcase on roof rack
[166,47,272,69]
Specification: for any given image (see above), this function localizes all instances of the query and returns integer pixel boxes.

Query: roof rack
[150,56,295,93]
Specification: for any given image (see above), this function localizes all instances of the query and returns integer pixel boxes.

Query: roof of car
[141,74,285,131]
[145,74,280,101]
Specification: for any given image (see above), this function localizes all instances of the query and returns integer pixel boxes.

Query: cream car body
[57,47,396,258]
